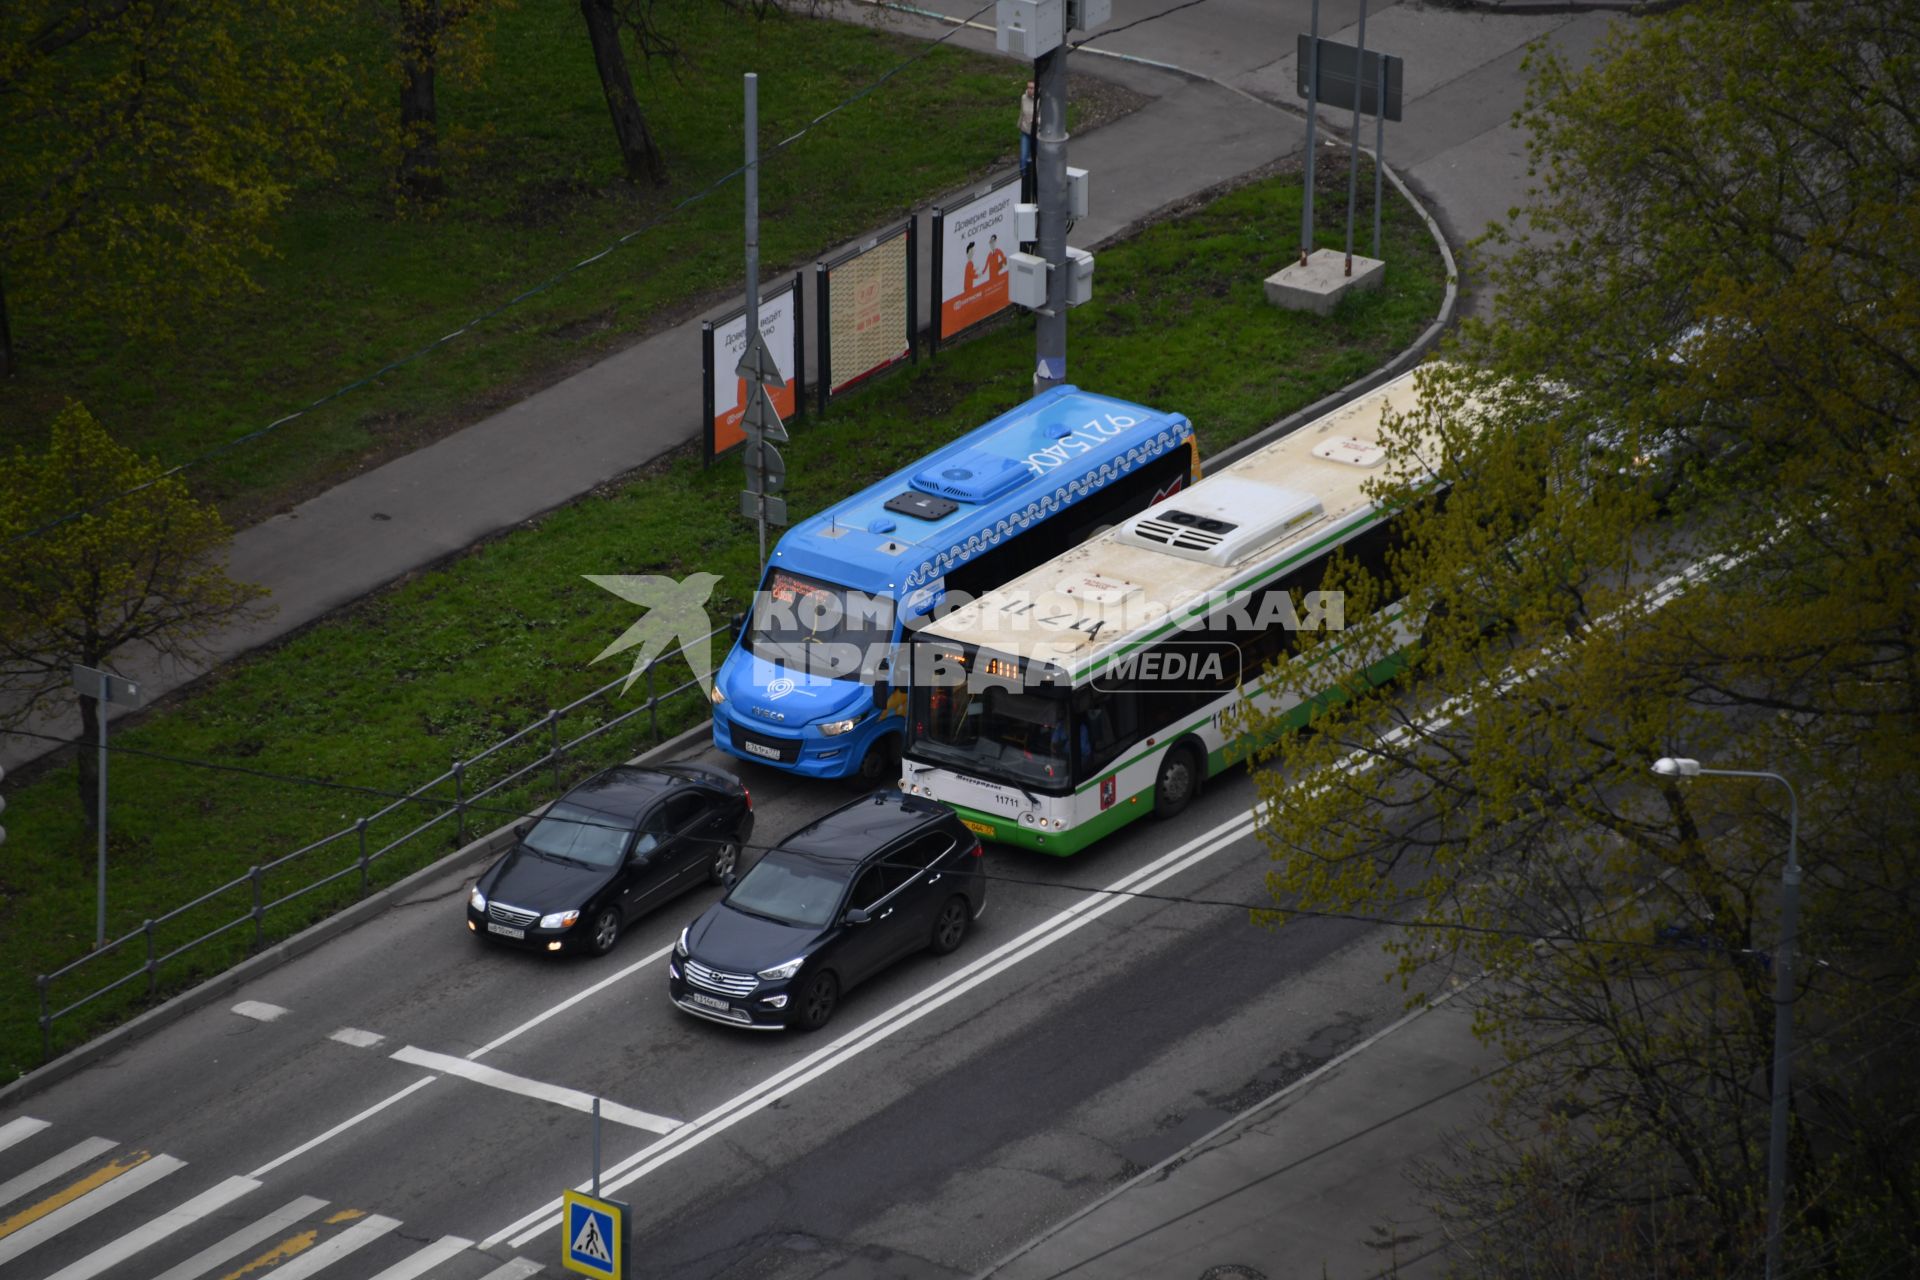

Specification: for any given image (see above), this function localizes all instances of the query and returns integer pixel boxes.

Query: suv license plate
[743,742,781,760]
[486,923,525,939]
[690,993,730,1012]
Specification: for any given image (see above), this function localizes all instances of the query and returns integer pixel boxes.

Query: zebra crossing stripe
[479,1258,545,1280]
[0,1117,51,1156]
[0,1152,185,1267]
[265,1213,400,1280]
[40,1175,259,1280]
[366,1234,473,1280]
[152,1195,328,1280]
[0,1137,117,1212]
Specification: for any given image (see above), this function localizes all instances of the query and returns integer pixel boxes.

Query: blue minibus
[709,386,1199,781]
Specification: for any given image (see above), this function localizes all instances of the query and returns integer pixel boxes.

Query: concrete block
[1264,247,1385,316]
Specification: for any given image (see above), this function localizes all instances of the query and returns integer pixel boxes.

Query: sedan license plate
[743,741,781,760]
[486,922,525,939]
[689,993,731,1012]
[960,818,996,838]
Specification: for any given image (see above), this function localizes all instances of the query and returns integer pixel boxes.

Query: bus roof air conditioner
[1116,476,1323,566]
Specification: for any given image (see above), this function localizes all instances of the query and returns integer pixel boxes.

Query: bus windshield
[908,680,1075,789]
[747,569,896,680]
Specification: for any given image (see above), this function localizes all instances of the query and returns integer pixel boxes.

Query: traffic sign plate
[561,1190,627,1280]
[734,330,783,387]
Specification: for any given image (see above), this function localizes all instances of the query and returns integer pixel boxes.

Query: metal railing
[33,629,725,1062]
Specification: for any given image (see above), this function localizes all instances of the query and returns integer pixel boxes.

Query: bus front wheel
[1153,743,1204,819]
[854,733,900,787]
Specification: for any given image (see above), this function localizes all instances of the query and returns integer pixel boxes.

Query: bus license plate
[486,923,525,939]
[690,993,730,1012]
[960,818,996,838]
[743,742,781,760]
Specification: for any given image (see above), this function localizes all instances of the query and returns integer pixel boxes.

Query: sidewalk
[980,987,1503,1280]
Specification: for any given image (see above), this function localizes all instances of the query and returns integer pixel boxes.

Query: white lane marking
[490,807,1257,1249]
[0,1117,50,1156]
[479,1258,545,1280]
[231,1001,290,1023]
[0,1153,185,1267]
[266,1212,399,1279]
[247,1077,437,1179]
[390,1048,680,1135]
[468,946,673,1061]
[365,1233,473,1280]
[0,1136,117,1211]
[222,935,677,1184]
[329,1027,386,1049]
[41,1174,258,1280]
[150,1195,328,1280]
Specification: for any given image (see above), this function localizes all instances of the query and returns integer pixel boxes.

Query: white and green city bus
[898,367,1445,854]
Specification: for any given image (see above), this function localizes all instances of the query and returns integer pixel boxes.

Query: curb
[0,718,716,1108]
[973,980,1476,1279]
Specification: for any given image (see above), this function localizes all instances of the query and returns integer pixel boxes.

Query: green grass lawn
[0,2,1052,527]
[0,159,1445,1083]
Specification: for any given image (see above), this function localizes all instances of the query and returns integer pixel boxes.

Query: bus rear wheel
[1153,743,1203,819]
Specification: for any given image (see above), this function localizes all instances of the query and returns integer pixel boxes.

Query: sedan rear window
[726,851,853,928]
[524,802,629,868]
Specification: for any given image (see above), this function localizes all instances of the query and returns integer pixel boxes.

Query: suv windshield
[523,802,628,868]
[725,850,853,928]
[747,570,895,680]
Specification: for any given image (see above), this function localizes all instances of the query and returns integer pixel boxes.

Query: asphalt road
[3,745,1422,1280]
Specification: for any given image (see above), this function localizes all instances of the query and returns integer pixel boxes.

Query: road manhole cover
[1199,1267,1268,1280]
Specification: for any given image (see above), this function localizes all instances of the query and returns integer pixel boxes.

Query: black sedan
[468,763,752,957]
[668,790,985,1031]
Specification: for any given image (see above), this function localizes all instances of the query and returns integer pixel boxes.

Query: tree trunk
[76,691,100,830]
[397,0,445,200]
[580,0,665,185]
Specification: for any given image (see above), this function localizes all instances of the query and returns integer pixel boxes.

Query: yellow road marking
[0,1151,151,1241]
[217,1209,364,1280]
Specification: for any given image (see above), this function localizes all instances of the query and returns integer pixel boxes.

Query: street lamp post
[1651,756,1800,1280]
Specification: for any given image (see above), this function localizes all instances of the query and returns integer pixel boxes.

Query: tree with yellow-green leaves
[1241,2,1919,1274]
[0,404,270,825]
[0,1,354,357]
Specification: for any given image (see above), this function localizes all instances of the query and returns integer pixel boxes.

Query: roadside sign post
[72,663,140,948]
[739,71,789,577]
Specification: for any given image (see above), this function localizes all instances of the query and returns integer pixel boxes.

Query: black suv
[669,790,985,1031]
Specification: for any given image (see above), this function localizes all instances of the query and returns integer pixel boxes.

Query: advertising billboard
[824,227,911,396]
[705,279,800,461]
[935,177,1019,341]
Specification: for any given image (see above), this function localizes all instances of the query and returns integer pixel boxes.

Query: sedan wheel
[707,838,740,886]
[929,896,971,956]
[588,907,621,957]
[794,970,839,1032]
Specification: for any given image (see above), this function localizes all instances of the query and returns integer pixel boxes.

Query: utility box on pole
[995,0,1064,57]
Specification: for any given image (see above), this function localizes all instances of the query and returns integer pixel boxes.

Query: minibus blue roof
[766,385,1192,599]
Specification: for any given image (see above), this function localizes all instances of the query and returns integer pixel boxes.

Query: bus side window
[1074,688,1137,775]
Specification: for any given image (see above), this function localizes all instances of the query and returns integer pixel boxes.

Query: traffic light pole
[1033,43,1069,392]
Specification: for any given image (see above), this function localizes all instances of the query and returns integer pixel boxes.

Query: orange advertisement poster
[710,286,797,455]
[939,182,1019,340]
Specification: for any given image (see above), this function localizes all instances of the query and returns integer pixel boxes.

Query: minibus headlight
[820,716,861,736]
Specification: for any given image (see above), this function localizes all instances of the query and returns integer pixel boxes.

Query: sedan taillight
[969,839,984,858]
[742,785,753,811]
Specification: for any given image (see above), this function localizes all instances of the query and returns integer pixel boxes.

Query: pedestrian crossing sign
[561,1190,627,1280]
